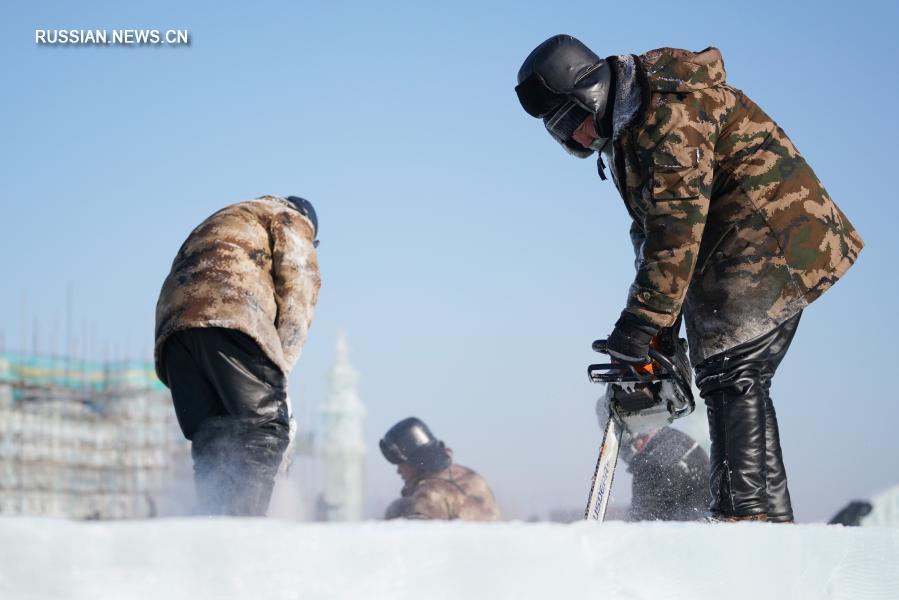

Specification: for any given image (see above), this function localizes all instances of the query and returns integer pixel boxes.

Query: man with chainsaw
[515,36,863,522]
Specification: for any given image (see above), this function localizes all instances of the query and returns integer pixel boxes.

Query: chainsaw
[583,336,695,521]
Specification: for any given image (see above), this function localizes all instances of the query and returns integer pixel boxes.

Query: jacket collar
[609,54,642,140]
[605,54,654,141]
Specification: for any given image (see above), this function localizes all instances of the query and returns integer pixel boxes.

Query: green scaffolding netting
[0,353,164,393]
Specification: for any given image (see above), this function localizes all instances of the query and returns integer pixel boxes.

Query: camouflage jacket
[385,463,500,521]
[607,48,863,362]
[154,196,321,383]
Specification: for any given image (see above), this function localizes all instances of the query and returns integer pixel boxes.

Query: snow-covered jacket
[154,196,320,383]
[608,48,863,362]
[385,463,500,521]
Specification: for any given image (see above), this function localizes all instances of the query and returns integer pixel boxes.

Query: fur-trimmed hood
[605,47,727,139]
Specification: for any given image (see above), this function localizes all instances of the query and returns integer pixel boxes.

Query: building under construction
[0,352,189,519]
[0,331,367,521]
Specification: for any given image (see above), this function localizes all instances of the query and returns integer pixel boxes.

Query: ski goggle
[515,71,562,118]
[543,100,592,143]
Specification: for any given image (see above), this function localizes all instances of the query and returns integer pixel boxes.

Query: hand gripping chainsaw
[583,337,695,522]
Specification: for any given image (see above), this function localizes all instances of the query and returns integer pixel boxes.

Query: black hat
[285,196,319,246]
[515,34,612,158]
[380,417,451,473]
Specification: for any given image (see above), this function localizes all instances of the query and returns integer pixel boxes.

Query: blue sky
[1,0,897,521]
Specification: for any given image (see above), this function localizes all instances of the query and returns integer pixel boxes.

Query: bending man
[155,195,321,516]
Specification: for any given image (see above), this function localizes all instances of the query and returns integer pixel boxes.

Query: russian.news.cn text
[35,29,190,46]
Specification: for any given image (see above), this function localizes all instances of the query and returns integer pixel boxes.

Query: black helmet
[380,417,451,473]
[515,34,612,158]
[285,196,319,247]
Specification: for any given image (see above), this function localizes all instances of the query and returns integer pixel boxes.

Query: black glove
[606,311,659,363]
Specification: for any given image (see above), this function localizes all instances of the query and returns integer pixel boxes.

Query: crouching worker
[380,417,500,521]
[595,398,709,521]
[624,428,709,522]
[154,195,321,516]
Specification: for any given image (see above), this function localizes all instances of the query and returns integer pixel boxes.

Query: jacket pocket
[652,149,701,201]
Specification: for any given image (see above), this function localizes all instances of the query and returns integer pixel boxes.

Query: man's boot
[696,313,801,522]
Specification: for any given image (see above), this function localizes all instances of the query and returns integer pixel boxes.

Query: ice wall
[865,484,899,528]
[0,518,897,600]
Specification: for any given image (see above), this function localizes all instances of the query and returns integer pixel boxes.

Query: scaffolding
[0,352,189,519]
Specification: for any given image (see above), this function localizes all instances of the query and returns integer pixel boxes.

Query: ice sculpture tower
[318,331,366,521]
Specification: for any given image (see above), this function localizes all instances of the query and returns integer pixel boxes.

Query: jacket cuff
[626,285,680,328]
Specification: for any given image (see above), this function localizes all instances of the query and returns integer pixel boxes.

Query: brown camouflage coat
[154,196,321,383]
[385,464,500,521]
[608,48,863,363]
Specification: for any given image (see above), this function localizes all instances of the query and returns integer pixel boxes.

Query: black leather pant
[695,312,801,522]
[162,327,290,516]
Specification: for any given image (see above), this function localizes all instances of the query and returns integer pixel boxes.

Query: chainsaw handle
[646,348,694,417]
[587,362,654,384]
[591,338,694,417]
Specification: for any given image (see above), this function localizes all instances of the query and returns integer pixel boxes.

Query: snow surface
[1,518,898,600]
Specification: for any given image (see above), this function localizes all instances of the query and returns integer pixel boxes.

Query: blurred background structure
[0,332,368,521]
[316,331,366,521]
[0,352,188,519]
